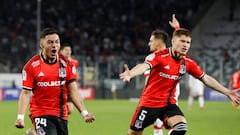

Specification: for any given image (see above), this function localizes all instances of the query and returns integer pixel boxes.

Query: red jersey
[69,57,79,69]
[230,71,240,90]
[139,48,204,108]
[22,53,77,120]
[68,57,79,79]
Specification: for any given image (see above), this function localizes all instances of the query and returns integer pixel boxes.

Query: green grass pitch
[1,100,239,135]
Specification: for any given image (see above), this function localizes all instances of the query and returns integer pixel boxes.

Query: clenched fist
[15,119,25,128]
[84,112,95,123]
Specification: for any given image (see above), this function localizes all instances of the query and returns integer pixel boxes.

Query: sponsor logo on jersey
[37,81,65,87]
[38,72,45,77]
[161,53,169,57]
[22,70,27,81]
[164,65,170,70]
[159,72,180,80]
[72,66,76,75]
[31,60,40,68]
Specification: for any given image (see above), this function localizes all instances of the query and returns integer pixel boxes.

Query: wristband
[175,26,180,30]
[81,110,88,117]
[17,114,24,120]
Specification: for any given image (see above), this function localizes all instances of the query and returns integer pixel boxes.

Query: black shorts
[130,104,184,131]
[32,115,68,135]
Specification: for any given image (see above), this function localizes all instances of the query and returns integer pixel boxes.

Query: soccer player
[15,28,95,135]
[60,43,80,114]
[143,29,169,135]
[187,74,205,110]
[146,14,180,135]
[119,28,240,135]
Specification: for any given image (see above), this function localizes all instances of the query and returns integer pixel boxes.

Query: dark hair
[151,29,169,45]
[172,28,191,38]
[40,28,59,39]
[60,43,72,51]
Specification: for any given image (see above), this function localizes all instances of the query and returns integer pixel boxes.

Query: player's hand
[119,64,131,82]
[169,14,180,29]
[15,119,25,128]
[84,112,95,123]
[227,90,240,105]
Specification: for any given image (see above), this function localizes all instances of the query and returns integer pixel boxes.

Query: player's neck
[170,48,183,60]
[41,53,58,64]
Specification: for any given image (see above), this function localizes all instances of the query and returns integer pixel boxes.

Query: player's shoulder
[23,54,41,69]
[183,54,195,63]
[145,48,170,61]
[70,57,78,61]
[59,54,74,67]
[69,57,79,65]
[154,48,170,57]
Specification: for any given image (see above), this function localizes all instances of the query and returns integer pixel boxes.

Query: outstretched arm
[119,63,150,82]
[169,14,180,30]
[201,74,240,104]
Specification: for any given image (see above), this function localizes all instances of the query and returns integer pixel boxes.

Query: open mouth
[51,49,57,56]
[52,50,57,53]
[181,48,187,52]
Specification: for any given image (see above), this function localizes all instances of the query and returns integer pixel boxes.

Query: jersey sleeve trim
[198,73,205,80]
[144,62,152,69]
[66,78,77,85]
[22,87,32,91]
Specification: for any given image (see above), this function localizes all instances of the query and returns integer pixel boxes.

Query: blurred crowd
[0,0,213,73]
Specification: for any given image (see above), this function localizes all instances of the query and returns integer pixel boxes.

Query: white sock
[198,96,204,108]
[167,129,173,135]
[188,96,193,108]
[153,119,164,135]
[154,129,163,135]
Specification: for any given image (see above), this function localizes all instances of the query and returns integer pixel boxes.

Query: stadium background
[0,0,239,101]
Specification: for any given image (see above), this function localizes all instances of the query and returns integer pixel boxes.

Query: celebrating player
[15,28,95,135]
[119,28,240,135]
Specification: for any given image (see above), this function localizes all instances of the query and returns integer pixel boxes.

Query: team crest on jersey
[179,64,186,75]
[59,67,66,78]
